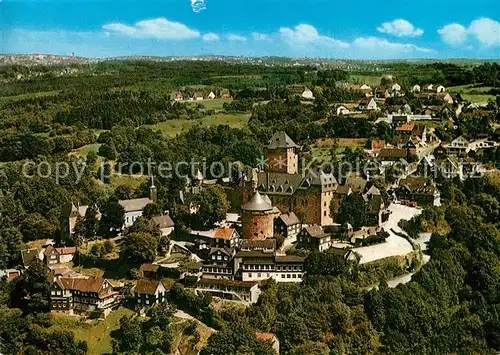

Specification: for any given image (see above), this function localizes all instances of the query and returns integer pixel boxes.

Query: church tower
[265,131,300,174]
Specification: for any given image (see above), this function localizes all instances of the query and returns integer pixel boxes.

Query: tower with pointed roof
[241,191,276,240]
[265,131,300,174]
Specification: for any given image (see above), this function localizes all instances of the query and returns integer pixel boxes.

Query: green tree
[335,193,367,229]
[192,186,229,229]
[120,232,158,264]
[98,197,125,236]
[0,228,24,268]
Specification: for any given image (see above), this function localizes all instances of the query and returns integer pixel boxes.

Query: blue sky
[1,0,499,59]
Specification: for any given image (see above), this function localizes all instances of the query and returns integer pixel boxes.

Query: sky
[1,0,499,59]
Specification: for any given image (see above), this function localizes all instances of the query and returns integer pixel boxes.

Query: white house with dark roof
[275,212,302,239]
[119,198,154,228]
[119,178,157,228]
[151,214,175,237]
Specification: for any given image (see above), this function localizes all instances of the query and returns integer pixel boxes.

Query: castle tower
[265,131,300,174]
[241,191,275,240]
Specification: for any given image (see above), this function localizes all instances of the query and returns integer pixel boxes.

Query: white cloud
[437,23,467,45]
[353,37,431,53]
[228,34,247,41]
[438,18,500,47]
[468,18,500,46]
[202,32,220,41]
[377,19,424,37]
[279,24,349,48]
[102,18,200,40]
[251,32,270,41]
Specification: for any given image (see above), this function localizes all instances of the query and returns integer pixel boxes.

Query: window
[292,274,296,278]
[258,273,261,278]
[248,273,252,278]
[287,274,291,278]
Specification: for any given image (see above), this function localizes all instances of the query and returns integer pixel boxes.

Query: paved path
[354,203,422,264]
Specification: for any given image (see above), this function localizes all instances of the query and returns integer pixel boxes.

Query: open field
[148,113,251,138]
[448,84,495,103]
[350,75,382,86]
[311,138,368,163]
[69,143,102,158]
[51,307,135,355]
[187,98,233,111]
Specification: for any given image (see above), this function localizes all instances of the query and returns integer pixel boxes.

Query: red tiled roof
[214,228,235,240]
[371,140,386,150]
[256,332,276,342]
[395,123,415,132]
[44,245,77,256]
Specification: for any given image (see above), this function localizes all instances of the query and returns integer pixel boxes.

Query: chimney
[149,176,157,203]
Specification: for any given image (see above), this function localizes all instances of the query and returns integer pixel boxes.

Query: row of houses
[171,89,231,101]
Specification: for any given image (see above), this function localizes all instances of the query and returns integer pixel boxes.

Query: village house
[44,245,77,265]
[274,212,302,239]
[193,92,204,100]
[436,85,446,93]
[191,227,241,249]
[151,214,175,237]
[206,91,216,100]
[134,279,169,307]
[274,255,306,282]
[396,177,439,206]
[202,247,235,280]
[358,97,378,111]
[297,225,332,251]
[119,178,157,228]
[336,105,350,115]
[442,135,499,155]
[0,269,21,281]
[391,83,401,92]
[439,92,454,104]
[411,84,421,93]
[171,91,184,101]
[50,276,119,317]
[220,89,232,99]
[138,263,160,279]
[301,87,314,100]
[374,86,390,99]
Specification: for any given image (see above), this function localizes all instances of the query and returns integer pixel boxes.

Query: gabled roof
[267,131,300,150]
[44,245,77,256]
[152,215,175,229]
[135,279,164,295]
[255,332,277,342]
[278,212,301,226]
[214,228,237,240]
[395,123,415,132]
[119,198,153,213]
[345,176,367,193]
[56,276,107,293]
[302,225,329,239]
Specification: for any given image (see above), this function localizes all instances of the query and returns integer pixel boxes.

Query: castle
[231,132,339,227]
